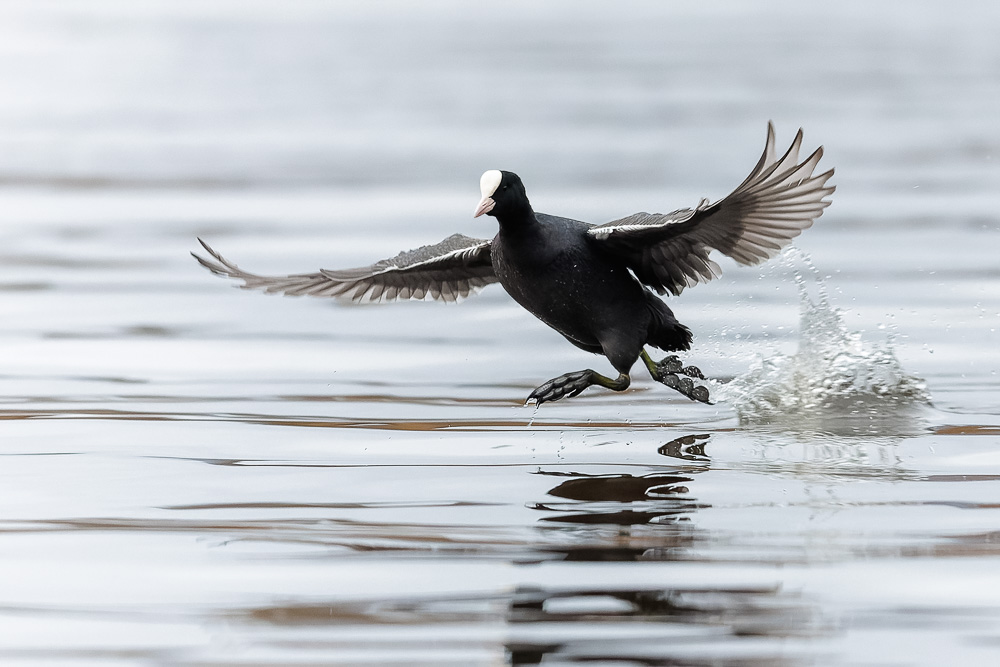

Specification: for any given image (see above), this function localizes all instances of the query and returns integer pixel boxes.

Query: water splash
[720,249,929,429]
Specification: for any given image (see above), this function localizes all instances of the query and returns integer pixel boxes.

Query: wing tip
[191,238,268,290]
[191,246,229,278]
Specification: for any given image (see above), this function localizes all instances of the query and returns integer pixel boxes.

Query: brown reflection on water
[232,583,826,667]
[243,593,508,626]
[0,406,691,431]
[933,424,1000,436]
[505,585,826,667]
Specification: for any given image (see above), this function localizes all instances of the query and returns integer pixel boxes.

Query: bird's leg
[526,371,630,406]
[641,350,711,404]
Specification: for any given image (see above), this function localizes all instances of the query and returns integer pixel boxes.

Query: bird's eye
[502,185,508,191]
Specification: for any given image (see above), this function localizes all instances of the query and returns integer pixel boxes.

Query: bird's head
[473,170,531,220]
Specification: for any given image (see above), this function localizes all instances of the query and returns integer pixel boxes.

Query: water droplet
[719,249,929,426]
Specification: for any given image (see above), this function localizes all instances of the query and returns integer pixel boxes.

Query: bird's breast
[491,234,628,343]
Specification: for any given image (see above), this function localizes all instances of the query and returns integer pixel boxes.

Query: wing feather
[587,122,835,295]
[192,234,497,304]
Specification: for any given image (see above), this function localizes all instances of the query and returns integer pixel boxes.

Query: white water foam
[720,249,930,429]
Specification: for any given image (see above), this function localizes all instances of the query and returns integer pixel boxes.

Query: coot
[193,123,834,405]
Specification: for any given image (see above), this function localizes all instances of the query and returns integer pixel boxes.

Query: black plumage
[193,123,834,405]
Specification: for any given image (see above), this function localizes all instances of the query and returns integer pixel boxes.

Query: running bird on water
[193,123,834,406]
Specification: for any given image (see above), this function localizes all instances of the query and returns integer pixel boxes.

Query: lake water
[2,2,1000,665]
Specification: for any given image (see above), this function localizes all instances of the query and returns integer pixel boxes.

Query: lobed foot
[656,355,705,380]
[646,352,710,403]
[659,372,712,404]
[527,370,596,406]
[655,355,683,374]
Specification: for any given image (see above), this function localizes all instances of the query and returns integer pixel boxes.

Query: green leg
[641,350,711,404]
[527,370,630,406]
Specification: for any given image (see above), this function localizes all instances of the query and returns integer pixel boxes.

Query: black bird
[193,123,834,405]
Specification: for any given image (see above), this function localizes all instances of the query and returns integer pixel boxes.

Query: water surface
[1,2,1000,665]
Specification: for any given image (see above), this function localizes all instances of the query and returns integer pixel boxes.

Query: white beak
[473,196,495,218]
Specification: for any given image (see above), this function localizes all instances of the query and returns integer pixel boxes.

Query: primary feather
[588,122,835,295]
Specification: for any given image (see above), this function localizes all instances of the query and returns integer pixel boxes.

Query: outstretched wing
[192,234,497,303]
[588,122,835,296]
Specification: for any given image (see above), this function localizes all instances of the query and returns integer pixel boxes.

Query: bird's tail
[645,293,692,352]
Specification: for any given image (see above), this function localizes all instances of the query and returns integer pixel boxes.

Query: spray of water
[719,248,929,428]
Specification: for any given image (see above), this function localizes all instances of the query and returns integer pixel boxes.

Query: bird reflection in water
[532,435,710,540]
[504,578,819,667]
[510,434,824,665]
[657,432,710,461]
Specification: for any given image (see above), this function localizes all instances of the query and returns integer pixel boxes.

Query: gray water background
[2,1,1000,665]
